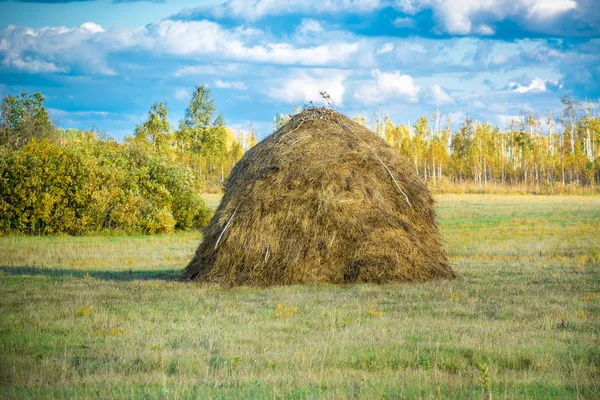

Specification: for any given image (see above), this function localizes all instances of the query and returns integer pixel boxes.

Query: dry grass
[431,180,600,196]
[0,194,599,399]
[186,108,454,284]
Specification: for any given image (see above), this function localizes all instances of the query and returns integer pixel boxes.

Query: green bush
[0,135,211,235]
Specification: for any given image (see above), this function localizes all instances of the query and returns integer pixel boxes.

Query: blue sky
[0,0,599,139]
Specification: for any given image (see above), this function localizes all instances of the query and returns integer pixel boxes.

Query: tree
[449,117,474,182]
[561,96,579,155]
[133,102,172,155]
[176,85,228,190]
[0,92,55,149]
[178,85,224,157]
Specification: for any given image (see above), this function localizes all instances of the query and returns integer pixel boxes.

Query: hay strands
[183,107,454,285]
[338,120,412,207]
[214,204,240,250]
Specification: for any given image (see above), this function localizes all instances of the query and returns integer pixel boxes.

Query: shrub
[0,136,211,235]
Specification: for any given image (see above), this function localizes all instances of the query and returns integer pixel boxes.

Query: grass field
[1,195,599,399]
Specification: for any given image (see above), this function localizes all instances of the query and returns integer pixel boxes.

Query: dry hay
[183,107,455,285]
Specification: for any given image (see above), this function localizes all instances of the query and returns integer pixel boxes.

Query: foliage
[373,99,600,187]
[0,135,211,235]
[175,85,243,191]
[131,101,172,156]
[0,92,55,149]
[0,89,253,235]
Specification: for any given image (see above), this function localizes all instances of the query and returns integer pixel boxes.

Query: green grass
[1,194,599,399]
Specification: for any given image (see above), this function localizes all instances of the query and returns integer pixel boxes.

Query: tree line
[1,88,598,235]
[0,86,255,235]
[378,97,600,189]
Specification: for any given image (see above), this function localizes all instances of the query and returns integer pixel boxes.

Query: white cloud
[426,84,454,105]
[80,22,105,34]
[297,19,324,36]
[268,69,347,106]
[376,43,394,55]
[354,69,420,104]
[174,89,190,101]
[393,17,416,28]
[353,85,381,105]
[48,108,109,117]
[0,22,115,75]
[214,79,247,90]
[3,57,68,73]
[508,77,555,93]
[174,63,240,77]
[96,66,117,76]
[393,0,577,35]
[0,19,364,77]
[476,24,495,35]
[492,54,508,64]
[527,0,578,19]
[447,110,466,124]
[144,20,361,66]
[376,70,420,100]
[195,0,385,21]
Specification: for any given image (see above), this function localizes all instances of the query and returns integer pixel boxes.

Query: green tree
[178,85,225,157]
[175,85,228,190]
[0,92,55,149]
[133,102,172,156]
[449,118,474,182]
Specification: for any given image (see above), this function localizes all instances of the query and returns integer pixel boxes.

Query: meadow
[0,194,599,399]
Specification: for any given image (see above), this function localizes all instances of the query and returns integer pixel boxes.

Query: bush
[0,136,212,235]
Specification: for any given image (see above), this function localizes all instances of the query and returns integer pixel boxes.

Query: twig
[214,204,239,250]
[319,90,334,109]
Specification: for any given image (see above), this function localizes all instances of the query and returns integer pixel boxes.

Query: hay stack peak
[183,107,455,285]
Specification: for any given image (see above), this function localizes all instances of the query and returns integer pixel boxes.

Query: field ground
[1,195,599,399]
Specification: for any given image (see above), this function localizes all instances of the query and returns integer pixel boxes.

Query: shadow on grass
[0,265,180,281]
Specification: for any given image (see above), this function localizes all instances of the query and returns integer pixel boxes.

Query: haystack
[183,108,455,285]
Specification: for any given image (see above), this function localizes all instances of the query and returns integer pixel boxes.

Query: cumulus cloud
[0,19,365,77]
[508,77,559,93]
[214,79,247,90]
[268,69,348,105]
[175,0,593,37]
[0,22,116,75]
[526,0,577,19]
[138,20,362,67]
[354,69,420,104]
[80,22,105,33]
[393,0,580,35]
